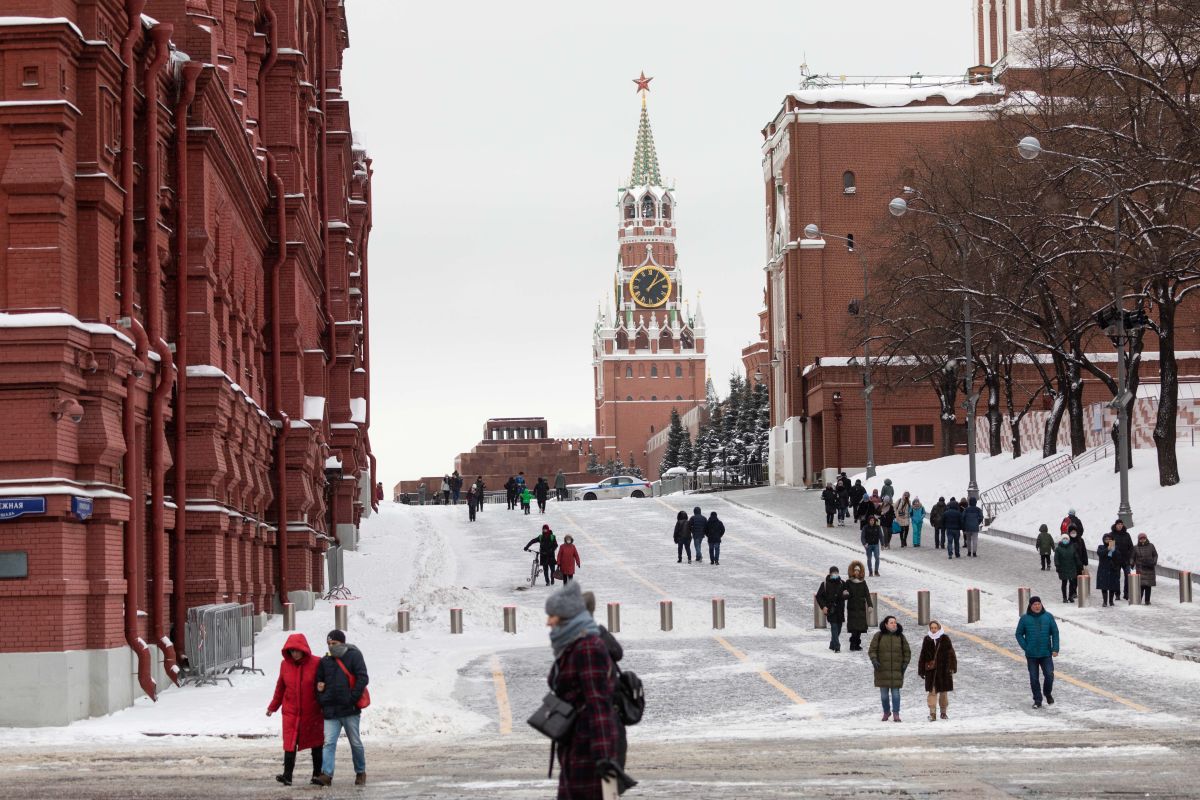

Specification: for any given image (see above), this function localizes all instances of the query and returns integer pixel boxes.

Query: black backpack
[615,666,644,725]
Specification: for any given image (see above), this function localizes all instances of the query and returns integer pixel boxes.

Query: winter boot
[277,775,292,786]
[940,710,948,720]
[881,711,891,722]
[355,773,367,786]
[313,773,333,787]
[893,715,902,723]
[928,711,936,722]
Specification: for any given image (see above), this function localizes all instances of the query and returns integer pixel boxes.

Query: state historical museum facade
[0,0,374,724]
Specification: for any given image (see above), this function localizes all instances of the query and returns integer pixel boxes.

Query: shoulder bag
[335,658,371,709]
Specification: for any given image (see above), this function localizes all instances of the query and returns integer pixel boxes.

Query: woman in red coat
[556,534,581,583]
[266,632,324,785]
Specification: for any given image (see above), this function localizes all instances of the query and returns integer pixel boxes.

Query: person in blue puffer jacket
[1015,596,1060,709]
[941,498,963,559]
[962,497,984,557]
[689,507,708,564]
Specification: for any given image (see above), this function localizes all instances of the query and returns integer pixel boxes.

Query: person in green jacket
[1015,596,1060,708]
[868,615,911,722]
[1053,534,1079,602]
[1036,524,1055,570]
[520,486,533,515]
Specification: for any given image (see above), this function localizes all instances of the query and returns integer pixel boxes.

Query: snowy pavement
[4,496,1200,797]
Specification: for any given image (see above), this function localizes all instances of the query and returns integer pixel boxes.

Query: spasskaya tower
[592,73,707,477]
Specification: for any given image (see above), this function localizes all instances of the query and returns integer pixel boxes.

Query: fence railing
[658,463,767,496]
[980,442,1115,522]
[182,602,262,686]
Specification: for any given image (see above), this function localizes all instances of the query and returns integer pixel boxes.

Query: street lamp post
[886,198,980,500]
[1017,136,1133,527]
[803,224,876,479]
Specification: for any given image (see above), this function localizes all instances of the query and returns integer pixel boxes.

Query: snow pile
[992,447,1200,572]
[791,78,1002,108]
[850,450,1052,504]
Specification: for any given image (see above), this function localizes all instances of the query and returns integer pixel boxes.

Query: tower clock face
[630,266,671,308]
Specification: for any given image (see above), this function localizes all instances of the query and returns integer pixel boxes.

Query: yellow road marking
[714,635,814,712]
[660,496,1151,713]
[490,654,512,735]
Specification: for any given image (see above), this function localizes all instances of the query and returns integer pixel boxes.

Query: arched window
[843,170,856,195]
[624,200,635,220]
[625,365,633,378]
[616,330,629,350]
[662,201,672,220]
[675,364,682,377]
[626,395,633,401]
[635,330,650,350]
[650,365,658,377]
[651,395,657,401]
[641,195,655,219]
[676,395,683,401]
[846,233,856,252]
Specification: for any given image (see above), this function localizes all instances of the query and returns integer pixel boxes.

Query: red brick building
[0,0,374,725]
[593,80,707,478]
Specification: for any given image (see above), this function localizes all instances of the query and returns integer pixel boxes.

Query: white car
[573,476,653,501]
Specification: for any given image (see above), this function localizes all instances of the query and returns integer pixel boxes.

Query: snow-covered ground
[3,491,1198,752]
[850,449,1052,506]
[993,446,1200,572]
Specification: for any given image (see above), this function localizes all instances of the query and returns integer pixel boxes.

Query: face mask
[829,573,840,580]
[1061,538,1069,545]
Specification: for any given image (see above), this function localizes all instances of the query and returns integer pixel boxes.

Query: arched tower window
[641,195,655,219]
[624,200,635,220]
[635,330,650,350]
[626,395,633,402]
[662,200,672,220]
[843,170,857,195]
[616,330,629,349]
[651,395,657,401]
[675,364,683,377]
[650,365,658,377]
[625,365,633,378]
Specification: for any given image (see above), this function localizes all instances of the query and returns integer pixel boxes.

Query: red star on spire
[633,71,653,94]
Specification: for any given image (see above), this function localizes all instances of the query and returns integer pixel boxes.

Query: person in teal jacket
[910,498,926,547]
[1015,596,1060,708]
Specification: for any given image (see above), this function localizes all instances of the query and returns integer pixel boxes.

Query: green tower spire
[629,73,662,187]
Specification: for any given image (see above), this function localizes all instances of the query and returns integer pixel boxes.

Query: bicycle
[526,550,541,588]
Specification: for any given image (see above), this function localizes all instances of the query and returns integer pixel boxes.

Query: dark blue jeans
[677,540,691,561]
[946,531,961,558]
[879,687,901,714]
[693,534,705,561]
[829,621,842,651]
[1026,656,1054,703]
[709,539,721,562]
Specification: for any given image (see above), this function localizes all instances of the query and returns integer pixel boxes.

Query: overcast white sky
[341,1,973,486]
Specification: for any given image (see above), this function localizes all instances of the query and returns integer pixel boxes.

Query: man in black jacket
[689,507,708,564]
[313,630,368,787]
[706,511,726,565]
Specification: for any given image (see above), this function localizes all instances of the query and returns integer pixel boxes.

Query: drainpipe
[266,152,291,608]
[143,21,179,687]
[317,5,337,537]
[119,0,156,702]
[171,59,203,665]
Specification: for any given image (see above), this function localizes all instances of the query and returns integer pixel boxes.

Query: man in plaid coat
[546,581,621,799]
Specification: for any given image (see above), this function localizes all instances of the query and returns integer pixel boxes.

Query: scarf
[928,628,944,642]
[329,643,348,659]
[549,610,599,657]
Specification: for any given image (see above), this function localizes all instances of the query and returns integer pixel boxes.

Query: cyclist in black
[523,524,559,586]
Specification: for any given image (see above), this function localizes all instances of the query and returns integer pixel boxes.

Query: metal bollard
[917,590,930,626]
[712,597,725,630]
[763,595,777,629]
[450,607,463,634]
[282,602,295,631]
[607,602,621,633]
[967,588,980,624]
[334,603,348,632]
[1018,586,1032,615]
[1077,573,1091,608]
[503,605,517,633]
[1127,572,1142,606]
[867,592,879,627]
[813,594,827,629]
[396,609,410,633]
[1182,571,1194,604]
[660,600,673,632]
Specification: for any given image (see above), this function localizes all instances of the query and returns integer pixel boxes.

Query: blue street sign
[0,497,46,521]
[71,496,93,521]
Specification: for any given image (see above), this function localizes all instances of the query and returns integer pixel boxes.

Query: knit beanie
[327,629,346,643]
[1039,524,1048,533]
[545,580,586,619]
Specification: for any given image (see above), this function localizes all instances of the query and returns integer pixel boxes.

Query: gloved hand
[870,658,881,671]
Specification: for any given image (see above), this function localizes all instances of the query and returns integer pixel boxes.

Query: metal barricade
[183,602,262,686]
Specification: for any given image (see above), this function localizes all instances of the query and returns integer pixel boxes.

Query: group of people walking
[524,524,582,586]
[672,506,725,564]
[1039,511,1160,606]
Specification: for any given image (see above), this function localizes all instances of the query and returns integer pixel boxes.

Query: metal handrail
[980,442,1115,521]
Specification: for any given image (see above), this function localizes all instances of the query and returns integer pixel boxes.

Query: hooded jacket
[1036,528,1055,555]
[941,503,963,533]
[526,530,559,559]
[815,574,848,624]
[880,479,895,500]
[557,541,581,576]
[1053,539,1079,580]
[962,498,984,533]
[267,633,324,751]
[868,621,911,688]
[316,643,370,719]
[706,513,725,541]
[689,509,707,537]
[929,500,946,529]
[845,561,873,633]
[1110,524,1134,564]
[1015,603,1060,659]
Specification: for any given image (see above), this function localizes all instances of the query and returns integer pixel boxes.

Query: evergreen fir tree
[659,407,685,475]
[611,455,625,476]
[679,433,695,472]
[752,380,770,463]
[724,374,748,467]
[706,405,725,468]
[587,449,601,474]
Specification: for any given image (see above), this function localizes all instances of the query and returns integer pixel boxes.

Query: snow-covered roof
[304,395,326,421]
[0,16,84,39]
[349,397,366,424]
[791,77,1003,109]
[0,311,133,347]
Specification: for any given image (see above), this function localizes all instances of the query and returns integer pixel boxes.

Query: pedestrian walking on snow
[1054,533,1079,602]
[845,560,873,651]
[917,621,957,720]
[895,493,912,548]
[555,470,568,502]
[313,630,369,786]
[910,498,926,547]
[836,476,851,525]
[534,477,550,514]
[505,475,518,510]
[557,534,581,583]
[1096,533,1125,607]
[1035,524,1054,570]
[689,506,707,564]
[930,497,947,550]
[525,525,559,586]
[1110,520,1135,599]
[706,511,725,565]
[466,487,478,522]
[942,497,963,559]
[860,515,883,577]
[1015,596,1059,709]
[267,633,324,786]
[962,497,984,557]
[440,476,450,505]
[816,566,848,652]
[880,478,895,502]
[879,500,896,549]
[673,510,691,563]
[869,616,910,722]
[544,582,626,800]
[856,495,874,531]
[1060,508,1084,537]
[822,483,838,527]
[520,486,533,515]
[850,479,867,522]
[1068,527,1089,590]
[1132,533,1158,604]
[474,477,485,512]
